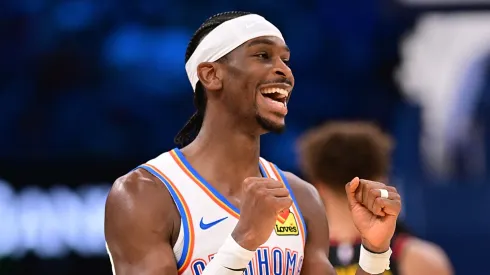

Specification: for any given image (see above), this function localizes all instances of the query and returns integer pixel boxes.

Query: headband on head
[185,14,285,92]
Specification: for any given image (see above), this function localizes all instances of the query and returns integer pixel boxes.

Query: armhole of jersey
[136,164,194,273]
[173,222,185,261]
[269,163,308,242]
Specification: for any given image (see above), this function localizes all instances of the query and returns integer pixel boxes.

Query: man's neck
[180,115,262,196]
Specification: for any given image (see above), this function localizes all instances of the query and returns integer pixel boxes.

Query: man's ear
[197,62,223,92]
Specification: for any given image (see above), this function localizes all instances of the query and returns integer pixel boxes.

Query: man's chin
[256,115,286,134]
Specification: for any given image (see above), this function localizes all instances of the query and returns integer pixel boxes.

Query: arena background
[1,0,490,274]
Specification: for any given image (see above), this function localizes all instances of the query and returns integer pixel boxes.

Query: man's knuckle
[256,188,267,197]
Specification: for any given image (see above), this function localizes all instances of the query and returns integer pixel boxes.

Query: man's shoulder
[108,168,173,211]
[258,159,323,209]
[112,168,160,195]
[283,171,318,198]
[114,148,178,186]
[261,158,319,202]
[260,159,314,191]
[282,171,325,219]
[104,169,179,268]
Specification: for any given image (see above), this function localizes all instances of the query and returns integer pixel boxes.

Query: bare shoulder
[104,168,180,275]
[109,168,164,200]
[399,237,454,275]
[106,168,176,221]
[284,171,324,209]
[105,168,179,239]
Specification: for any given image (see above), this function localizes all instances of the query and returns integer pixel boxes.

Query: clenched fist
[232,177,292,251]
[346,177,402,253]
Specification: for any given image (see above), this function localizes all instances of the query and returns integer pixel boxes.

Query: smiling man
[104,12,402,275]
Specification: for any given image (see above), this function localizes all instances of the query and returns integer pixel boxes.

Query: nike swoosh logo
[199,217,228,230]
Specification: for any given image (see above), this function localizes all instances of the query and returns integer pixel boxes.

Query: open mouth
[260,87,289,107]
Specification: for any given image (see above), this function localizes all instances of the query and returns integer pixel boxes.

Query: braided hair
[174,11,252,147]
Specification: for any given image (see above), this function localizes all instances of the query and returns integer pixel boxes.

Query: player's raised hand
[345,177,402,253]
[232,177,292,251]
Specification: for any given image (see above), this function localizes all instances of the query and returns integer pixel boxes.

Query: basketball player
[297,121,453,275]
[104,12,402,275]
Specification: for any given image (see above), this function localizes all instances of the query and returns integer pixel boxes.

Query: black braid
[174,11,252,147]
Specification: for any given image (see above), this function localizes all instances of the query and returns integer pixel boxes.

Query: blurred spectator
[296,121,453,275]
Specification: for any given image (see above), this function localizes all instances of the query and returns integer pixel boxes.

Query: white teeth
[266,97,286,108]
[260,88,289,97]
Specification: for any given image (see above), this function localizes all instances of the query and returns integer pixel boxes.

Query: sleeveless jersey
[131,148,306,275]
[329,223,412,275]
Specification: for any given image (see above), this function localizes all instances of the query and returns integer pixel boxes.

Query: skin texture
[105,34,402,275]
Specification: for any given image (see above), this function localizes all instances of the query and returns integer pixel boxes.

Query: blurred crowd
[0,0,413,169]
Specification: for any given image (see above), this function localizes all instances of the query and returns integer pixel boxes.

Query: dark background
[1,0,490,274]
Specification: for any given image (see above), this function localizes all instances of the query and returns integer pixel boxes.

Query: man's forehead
[244,36,290,52]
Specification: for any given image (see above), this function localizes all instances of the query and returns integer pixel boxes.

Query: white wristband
[202,234,256,274]
[359,245,392,274]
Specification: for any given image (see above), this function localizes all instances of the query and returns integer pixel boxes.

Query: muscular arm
[285,172,384,275]
[104,169,180,275]
[399,238,453,275]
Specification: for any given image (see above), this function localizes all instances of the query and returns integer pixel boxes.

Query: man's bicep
[104,170,179,275]
[285,172,336,275]
[300,197,336,275]
[107,240,178,275]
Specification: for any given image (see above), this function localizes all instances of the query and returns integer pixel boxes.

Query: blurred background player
[296,121,453,275]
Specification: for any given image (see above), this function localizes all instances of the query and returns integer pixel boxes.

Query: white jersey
[110,148,307,275]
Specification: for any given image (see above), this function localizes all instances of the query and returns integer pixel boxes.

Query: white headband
[185,14,285,92]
